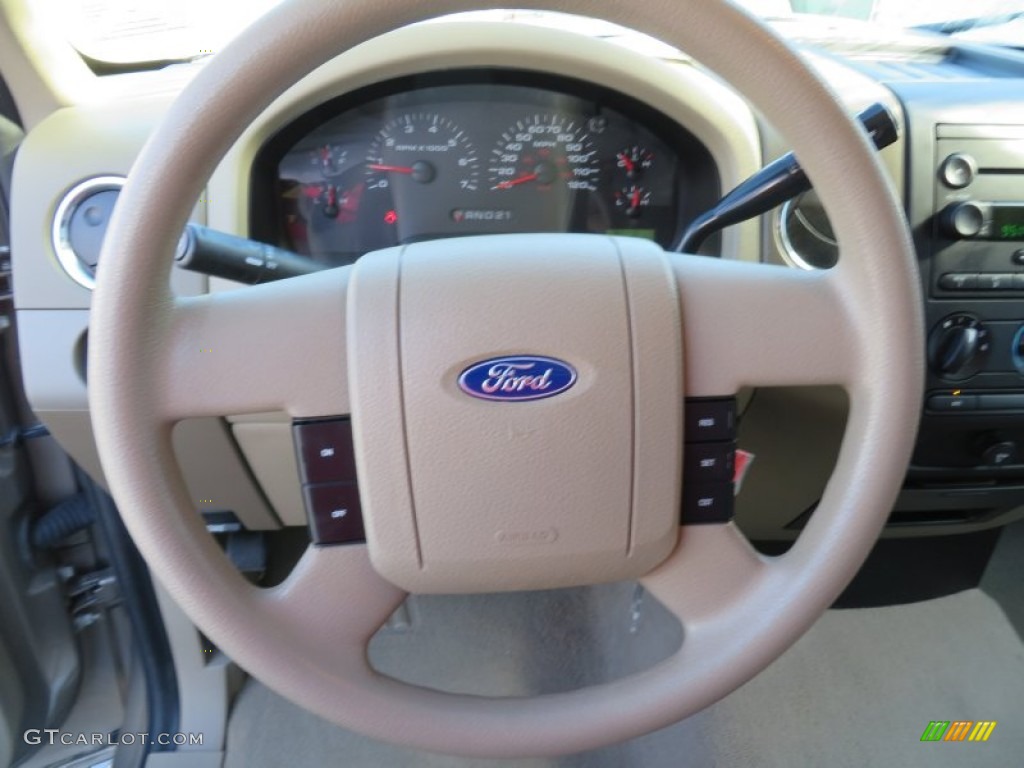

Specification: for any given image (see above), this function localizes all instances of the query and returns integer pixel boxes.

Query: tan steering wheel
[88,0,923,758]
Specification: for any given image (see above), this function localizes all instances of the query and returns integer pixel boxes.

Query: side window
[0,72,20,128]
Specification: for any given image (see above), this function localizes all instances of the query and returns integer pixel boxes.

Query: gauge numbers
[489,114,600,192]
[365,113,479,192]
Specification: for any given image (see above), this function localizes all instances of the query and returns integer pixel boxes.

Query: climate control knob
[928,314,991,380]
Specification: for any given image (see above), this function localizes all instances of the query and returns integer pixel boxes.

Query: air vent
[52,176,125,289]
[775,189,838,270]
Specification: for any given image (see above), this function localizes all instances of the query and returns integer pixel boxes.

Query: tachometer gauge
[489,114,600,193]
[365,114,479,192]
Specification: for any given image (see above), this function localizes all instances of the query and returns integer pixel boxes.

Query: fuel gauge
[615,185,651,218]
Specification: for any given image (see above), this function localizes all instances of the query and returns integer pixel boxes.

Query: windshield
[48,0,1024,66]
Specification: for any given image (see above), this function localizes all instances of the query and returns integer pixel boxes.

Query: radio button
[939,272,978,290]
[977,273,1015,290]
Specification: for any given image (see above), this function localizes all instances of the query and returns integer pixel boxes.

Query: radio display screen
[992,206,1024,241]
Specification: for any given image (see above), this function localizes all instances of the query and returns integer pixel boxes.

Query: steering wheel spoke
[641,523,767,624]
[259,544,406,654]
[671,255,856,395]
[157,268,351,422]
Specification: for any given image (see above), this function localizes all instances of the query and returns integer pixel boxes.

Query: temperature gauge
[615,185,651,218]
[616,146,654,179]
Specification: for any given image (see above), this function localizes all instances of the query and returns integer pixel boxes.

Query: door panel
[0,113,83,767]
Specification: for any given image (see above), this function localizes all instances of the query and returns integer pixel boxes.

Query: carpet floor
[224,523,1024,767]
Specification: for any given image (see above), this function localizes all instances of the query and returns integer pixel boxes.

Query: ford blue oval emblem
[458,356,577,402]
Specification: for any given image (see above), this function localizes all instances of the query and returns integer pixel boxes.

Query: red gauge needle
[492,172,539,191]
[619,153,636,174]
[631,188,642,209]
[367,164,414,174]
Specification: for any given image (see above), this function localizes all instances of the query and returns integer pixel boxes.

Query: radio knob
[939,153,977,189]
[928,314,991,380]
[941,202,985,239]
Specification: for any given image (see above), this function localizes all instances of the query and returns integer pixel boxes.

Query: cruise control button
[682,483,734,524]
[927,394,976,411]
[684,442,735,482]
[304,482,365,545]
[294,419,358,484]
[684,399,736,443]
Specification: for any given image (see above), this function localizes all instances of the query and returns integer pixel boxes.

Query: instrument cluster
[250,72,720,265]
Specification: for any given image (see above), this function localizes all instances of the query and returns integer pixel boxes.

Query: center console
[896,74,1024,528]
[919,125,1024,475]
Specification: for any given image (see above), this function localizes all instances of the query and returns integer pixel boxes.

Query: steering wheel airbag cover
[349,235,681,593]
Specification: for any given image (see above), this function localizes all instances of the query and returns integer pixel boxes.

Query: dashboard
[249,72,720,265]
[11,16,1024,545]
[9,12,1024,760]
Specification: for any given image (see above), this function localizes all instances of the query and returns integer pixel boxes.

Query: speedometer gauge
[365,113,479,192]
[488,114,600,193]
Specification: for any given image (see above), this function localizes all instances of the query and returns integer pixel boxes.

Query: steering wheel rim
[88,0,923,758]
